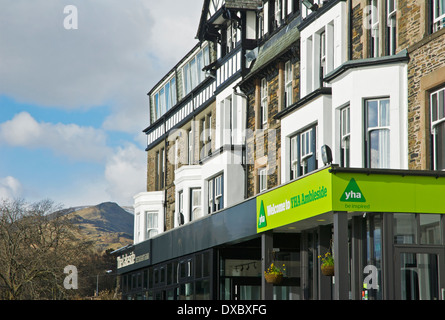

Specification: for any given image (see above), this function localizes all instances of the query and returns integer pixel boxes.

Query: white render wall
[281,94,333,183]
[300,1,348,97]
[329,63,409,170]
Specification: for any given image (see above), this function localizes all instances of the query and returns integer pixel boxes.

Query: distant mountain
[63,202,134,252]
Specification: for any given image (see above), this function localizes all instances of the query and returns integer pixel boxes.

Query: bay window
[430,87,445,170]
[289,125,318,179]
[366,98,390,169]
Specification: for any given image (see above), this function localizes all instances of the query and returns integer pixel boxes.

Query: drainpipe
[163,116,168,232]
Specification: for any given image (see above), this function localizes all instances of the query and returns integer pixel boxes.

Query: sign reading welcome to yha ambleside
[257,167,445,233]
[257,168,333,232]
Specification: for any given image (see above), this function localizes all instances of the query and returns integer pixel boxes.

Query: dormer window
[182,45,210,96]
[153,76,176,121]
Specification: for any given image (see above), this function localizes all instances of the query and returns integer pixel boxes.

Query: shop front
[117,165,445,300]
[257,166,445,300]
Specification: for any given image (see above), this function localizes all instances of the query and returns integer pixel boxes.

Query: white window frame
[371,0,380,58]
[433,0,445,32]
[182,45,210,95]
[261,78,268,127]
[146,211,159,239]
[275,0,283,27]
[430,87,445,170]
[340,105,351,167]
[188,129,193,165]
[320,31,327,77]
[366,98,390,169]
[285,61,293,107]
[208,179,214,213]
[258,167,267,192]
[178,190,184,226]
[387,0,397,55]
[290,135,298,179]
[190,188,202,221]
[300,128,313,162]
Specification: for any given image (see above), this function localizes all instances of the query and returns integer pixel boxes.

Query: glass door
[394,248,445,300]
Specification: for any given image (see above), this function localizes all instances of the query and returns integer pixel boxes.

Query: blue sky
[0,0,203,208]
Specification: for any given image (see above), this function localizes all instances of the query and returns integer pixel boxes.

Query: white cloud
[0,176,23,200]
[0,112,111,163]
[104,143,146,205]
[0,0,203,134]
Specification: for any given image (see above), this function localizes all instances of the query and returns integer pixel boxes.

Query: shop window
[430,87,445,171]
[420,214,442,245]
[365,98,390,169]
[340,105,351,167]
[433,0,445,32]
[394,213,443,245]
[394,213,417,244]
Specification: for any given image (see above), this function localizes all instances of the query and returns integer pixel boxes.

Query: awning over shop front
[257,166,445,233]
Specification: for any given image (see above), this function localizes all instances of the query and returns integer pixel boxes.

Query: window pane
[165,82,171,111]
[439,89,445,120]
[367,100,379,128]
[369,130,390,168]
[394,213,417,244]
[435,121,445,170]
[420,214,441,245]
[171,77,177,106]
[432,92,438,122]
[380,99,390,126]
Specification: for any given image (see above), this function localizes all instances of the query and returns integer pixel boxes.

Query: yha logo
[340,178,366,203]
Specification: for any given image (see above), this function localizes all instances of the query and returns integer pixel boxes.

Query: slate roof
[245,16,301,82]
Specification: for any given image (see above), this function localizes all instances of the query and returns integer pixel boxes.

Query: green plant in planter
[318,252,334,267]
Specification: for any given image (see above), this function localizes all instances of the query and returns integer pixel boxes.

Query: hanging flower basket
[264,263,285,284]
[319,251,335,276]
[264,273,283,284]
[321,264,335,276]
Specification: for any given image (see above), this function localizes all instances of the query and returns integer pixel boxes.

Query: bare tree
[0,198,94,300]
